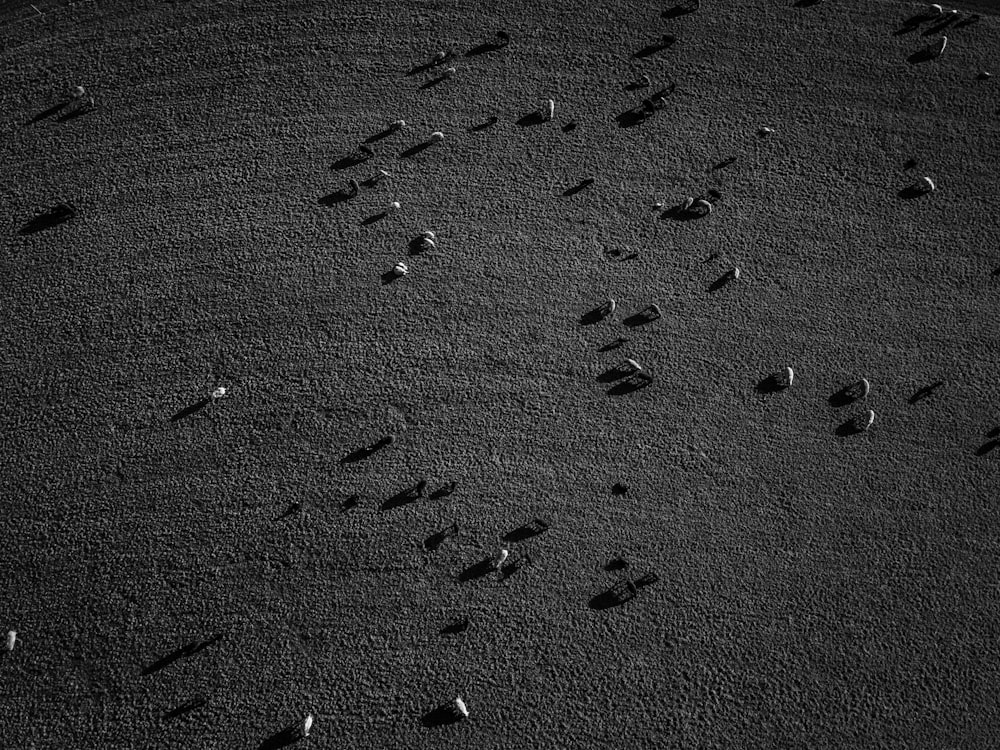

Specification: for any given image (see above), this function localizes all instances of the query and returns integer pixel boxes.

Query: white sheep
[929,3,944,15]
[6,630,15,651]
[429,131,445,143]
[391,119,406,130]
[730,267,741,280]
[495,548,509,568]
[861,409,875,430]
[606,298,617,315]
[780,366,794,387]
[442,67,456,78]
[211,386,227,400]
[932,36,947,57]
[918,176,935,192]
[303,714,313,737]
[542,98,555,122]
[454,696,469,718]
[858,378,871,398]
[692,198,712,214]
[759,126,775,136]
[421,230,435,240]
[393,262,408,277]
[624,358,642,373]
[388,201,401,212]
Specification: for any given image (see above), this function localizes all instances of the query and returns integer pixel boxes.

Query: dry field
[1,0,998,747]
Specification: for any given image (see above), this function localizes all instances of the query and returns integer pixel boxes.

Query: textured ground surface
[1,0,998,747]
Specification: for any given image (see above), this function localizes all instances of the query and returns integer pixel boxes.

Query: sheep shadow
[258,726,302,750]
[423,522,459,552]
[709,271,738,292]
[467,116,498,132]
[362,211,388,226]
[829,385,860,408]
[589,573,657,610]
[622,307,660,327]
[562,178,594,196]
[661,0,698,17]
[429,481,457,499]
[29,100,70,124]
[56,105,93,123]
[793,0,821,7]
[457,557,496,582]
[406,61,435,77]
[921,19,955,36]
[835,419,865,437]
[615,107,653,129]
[909,380,943,404]
[596,364,634,383]
[170,397,211,423]
[318,190,354,206]
[440,616,470,635]
[340,436,392,464]
[502,518,549,542]
[907,47,941,64]
[598,338,627,352]
[562,121,578,132]
[19,204,75,234]
[632,35,676,59]
[365,127,398,143]
[607,374,652,396]
[381,269,402,285]
[273,502,302,522]
[712,156,738,170]
[975,440,999,457]
[331,153,371,170]
[381,481,427,511]
[605,557,629,572]
[466,40,506,56]
[162,697,207,721]
[897,184,930,200]
[340,494,360,512]
[421,704,463,728]
[755,375,785,395]
[517,110,547,127]
[954,14,979,29]
[142,634,222,676]
[579,301,615,325]
[400,141,433,158]
[420,74,448,89]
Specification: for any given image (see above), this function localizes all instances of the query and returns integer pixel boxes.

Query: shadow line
[170,397,211,423]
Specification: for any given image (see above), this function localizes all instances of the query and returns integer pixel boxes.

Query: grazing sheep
[6,630,15,651]
[390,119,406,131]
[918,176,936,192]
[857,378,871,398]
[932,36,947,57]
[692,198,712,214]
[454,697,469,718]
[388,201,401,211]
[70,85,86,100]
[211,386,227,400]
[419,238,436,252]
[443,67,456,78]
[680,196,694,212]
[432,51,447,64]
[393,262,408,277]
[759,126,775,136]
[429,131,445,143]
[542,98,555,122]
[862,409,875,430]
[624,358,642,374]
[421,230,435,240]
[303,714,313,737]
[730,267,741,280]
[495,549,509,568]
[779,366,794,387]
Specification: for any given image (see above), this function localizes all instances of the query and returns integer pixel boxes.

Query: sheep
[211,386,227,400]
[759,126,775,136]
[6,630,15,651]
[928,3,944,15]
[604,298,617,316]
[779,366,794,387]
[363,169,390,187]
[692,198,712,214]
[442,67,456,78]
[420,238,437,252]
[918,176,935,192]
[680,196,694,212]
[454,696,470,718]
[390,119,406,131]
[420,230,435,240]
[393,261,409,277]
[303,714,314,737]
[388,200,401,212]
[495,549,509,569]
[730,267,741,281]
[860,409,875,431]
[429,131,445,143]
[624,358,642,374]
[857,378,871,399]
[345,178,360,197]
[70,85,86,100]
[932,36,947,57]
[541,98,555,122]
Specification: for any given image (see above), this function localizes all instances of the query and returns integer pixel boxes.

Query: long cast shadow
[340,436,392,464]
[907,47,940,64]
[835,419,864,437]
[29,100,69,124]
[562,178,594,196]
[440,616,470,634]
[633,35,676,58]
[400,141,432,158]
[142,634,221,676]
[607,374,652,396]
[755,375,785,395]
[898,184,929,200]
[163,698,207,721]
[19,204,75,234]
[457,557,496,582]
[517,110,547,127]
[170,397,211,423]
[975,440,998,456]
[502,518,548,542]
[421,704,462,727]
[423,522,459,552]
[258,726,301,750]
[829,385,860,408]
[381,481,426,511]
[909,381,943,404]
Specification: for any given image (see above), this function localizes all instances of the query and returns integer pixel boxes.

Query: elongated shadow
[20,204,75,234]
[755,375,784,394]
[143,634,220,675]
[420,75,447,89]
[898,184,929,199]
[598,338,627,352]
[517,110,546,127]
[954,14,979,28]
[170,397,211,423]
[607,374,652,395]
[597,365,631,384]
[623,309,660,327]
[829,385,859,408]
[467,116,498,132]
[921,19,954,36]
[466,41,505,56]
[29,100,69,124]
[362,211,388,226]
[793,0,821,7]
[331,153,370,170]
[440,616,470,634]
[709,272,736,292]
[340,436,392,464]
[563,178,594,196]
[633,35,676,58]
[580,301,614,325]
[365,127,397,143]
[57,105,93,122]
[400,141,432,158]
[340,494,360,512]
[429,481,457,499]
[381,481,426,511]
[662,0,698,17]
[421,704,462,728]
[318,190,354,206]
[713,156,737,170]
[835,419,864,437]
[423,522,458,552]
[381,270,401,285]
[615,107,652,128]
[502,519,548,542]
[457,557,495,582]
[907,47,940,64]
[163,698,207,721]
[975,440,998,456]
[258,726,301,750]
[909,381,943,404]
[589,580,636,610]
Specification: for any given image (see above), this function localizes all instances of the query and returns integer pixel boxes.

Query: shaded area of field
[1,0,999,748]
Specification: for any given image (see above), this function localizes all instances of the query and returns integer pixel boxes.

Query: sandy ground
[1,0,998,747]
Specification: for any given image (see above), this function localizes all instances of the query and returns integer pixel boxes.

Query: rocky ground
[1,0,998,747]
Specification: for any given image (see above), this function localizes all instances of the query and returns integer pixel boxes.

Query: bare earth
[1,0,998,747]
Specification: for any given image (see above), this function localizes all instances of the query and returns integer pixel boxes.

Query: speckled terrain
[1,0,998,747]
